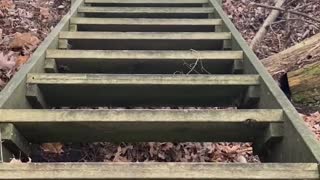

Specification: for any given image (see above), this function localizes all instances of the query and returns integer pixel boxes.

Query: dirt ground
[1,0,319,163]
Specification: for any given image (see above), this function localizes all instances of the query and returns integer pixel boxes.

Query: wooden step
[0,163,318,180]
[59,32,231,50]
[26,73,260,107]
[77,7,214,18]
[0,109,282,142]
[70,17,222,32]
[45,50,243,74]
[85,0,208,7]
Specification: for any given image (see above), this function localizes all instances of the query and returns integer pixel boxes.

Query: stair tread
[46,50,243,60]
[27,73,259,85]
[25,74,259,107]
[0,109,282,122]
[70,17,222,25]
[59,31,231,40]
[78,7,214,13]
[0,163,318,179]
[0,109,282,142]
[85,0,208,4]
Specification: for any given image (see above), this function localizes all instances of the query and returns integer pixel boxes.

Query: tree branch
[252,3,320,24]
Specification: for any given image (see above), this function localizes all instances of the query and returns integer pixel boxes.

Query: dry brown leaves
[0,0,70,89]
[9,32,40,50]
[38,142,260,163]
[40,142,64,154]
[223,0,320,59]
[302,112,320,140]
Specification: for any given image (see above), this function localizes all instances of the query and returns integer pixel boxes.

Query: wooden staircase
[0,0,320,179]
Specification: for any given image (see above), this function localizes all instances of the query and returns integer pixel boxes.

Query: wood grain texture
[262,33,320,80]
[288,61,320,107]
[27,73,260,85]
[46,50,242,60]
[59,31,231,40]
[0,109,283,123]
[78,7,214,13]
[0,109,283,142]
[85,0,209,4]
[70,17,222,25]
[26,74,260,107]
[0,163,318,179]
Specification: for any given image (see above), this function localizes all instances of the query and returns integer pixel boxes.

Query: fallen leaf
[0,52,16,70]
[9,32,40,49]
[0,0,15,10]
[40,143,64,154]
[40,7,50,19]
[15,55,29,67]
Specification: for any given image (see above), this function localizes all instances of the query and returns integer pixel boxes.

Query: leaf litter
[3,0,320,163]
[0,0,70,90]
[34,142,259,163]
[224,0,320,141]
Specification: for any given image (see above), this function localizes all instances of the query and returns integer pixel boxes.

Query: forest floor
[0,0,70,88]
[225,0,320,140]
[0,0,319,163]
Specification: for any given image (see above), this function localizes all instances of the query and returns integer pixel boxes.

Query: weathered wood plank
[59,31,231,40]
[46,50,242,60]
[70,17,222,25]
[232,60,244,74]
[27,73,259,85]
[45,50,242,74]
[78,7,214,14]
[85,0,209,4]
[59,32,230,50]
[254,123,284,156]
[70,17,222,32]
[84,0,208,9]
[44,58,58,73]
[70,18,222,32]
[0,123,31,158]
[0,109,281,142]
[25,84,48,109]
[25,74,260,107]
[78,6,213,18]
[240,86,260,108]
[0,109,283,123]
[0,163,318,179]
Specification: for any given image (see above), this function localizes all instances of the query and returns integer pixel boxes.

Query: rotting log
[262,33,320,80]
[287,61,320,108]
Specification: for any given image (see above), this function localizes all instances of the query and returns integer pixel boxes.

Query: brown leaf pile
[37,142,260,163]
[224,0,320,59]
[0,0,70,89]
[224,0,320,143]
[302,112,320,140]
